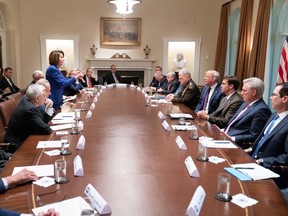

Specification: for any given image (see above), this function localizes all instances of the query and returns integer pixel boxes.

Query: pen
[235,167,254,170]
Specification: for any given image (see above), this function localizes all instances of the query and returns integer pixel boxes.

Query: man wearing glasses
[245,82,288,203]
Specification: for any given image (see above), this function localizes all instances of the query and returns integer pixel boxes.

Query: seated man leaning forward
[166,69,200,110]
[5,84,53,150]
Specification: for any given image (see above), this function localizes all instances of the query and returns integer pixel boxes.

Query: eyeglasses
[271,92,280,97]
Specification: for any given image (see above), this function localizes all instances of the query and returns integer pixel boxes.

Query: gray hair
[36,78,50,88]
[206,70,220,82]
[32,70,44,80]
[26,84,45,102]
[243,77,264,97]
[179,69,191,78]
[166,71,176,78]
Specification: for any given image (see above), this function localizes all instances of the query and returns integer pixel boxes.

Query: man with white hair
[5,84,53,150]
[166,69,200,110]
[223,77,271,148]
[26,70,44,89]
[195,70,225,114]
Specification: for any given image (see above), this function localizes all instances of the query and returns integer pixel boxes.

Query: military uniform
[172,79,200,110]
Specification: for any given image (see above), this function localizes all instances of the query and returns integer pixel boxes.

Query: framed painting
[100,17,141,46]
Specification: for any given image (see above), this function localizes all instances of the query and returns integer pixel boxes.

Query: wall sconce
[108,0,142,15]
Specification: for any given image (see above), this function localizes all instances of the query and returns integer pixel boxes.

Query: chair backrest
[5,90,25,105]
[0,117,6,142]
[0,98,17,128]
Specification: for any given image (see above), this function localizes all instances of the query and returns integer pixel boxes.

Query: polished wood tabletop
[0,86,287,215]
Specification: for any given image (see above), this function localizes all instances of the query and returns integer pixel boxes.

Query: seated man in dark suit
[166,69,200,110]
[0,67,20,93]
[149,66,162,87]
[79,67,99,87]
[105,64,122,84]
[223,77,271,148]
[157,71,179,94]
[195,70,225,114]
[64,70,85,96]
[197,76,243,128]
[26,70,44,89]
[149,70,168,91]
[245,82,288,203]
[4,84,53,150]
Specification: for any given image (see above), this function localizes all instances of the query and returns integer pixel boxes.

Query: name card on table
[175,135,187,150]
[158,111,166,120]
[185,156,200,177]
[161,120,172,131]
[93,97,98,103]
[73,155,84,176]
[76,135,86,150]
[90,103,95,110]
[78,121,84,131]
[86,110,92,118]
[186,186,206,216]
[84,183,112,215]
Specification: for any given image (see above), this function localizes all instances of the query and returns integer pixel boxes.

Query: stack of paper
[206,140,238,149]
[225,163,280,181]
[169,113,194,119]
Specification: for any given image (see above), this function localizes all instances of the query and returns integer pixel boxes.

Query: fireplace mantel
[87,58,155,86]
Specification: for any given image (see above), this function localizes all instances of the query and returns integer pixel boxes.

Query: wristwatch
[258,158,264,163]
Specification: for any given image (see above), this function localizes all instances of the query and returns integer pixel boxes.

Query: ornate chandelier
[108,0,142,15]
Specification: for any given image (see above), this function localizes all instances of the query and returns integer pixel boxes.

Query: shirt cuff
[45,107,54,116]
[2,178,9,190]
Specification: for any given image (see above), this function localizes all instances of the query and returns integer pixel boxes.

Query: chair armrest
[0,142,16,153]
[272,165,288,172]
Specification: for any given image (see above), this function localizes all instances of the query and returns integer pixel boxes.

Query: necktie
[112,73,119,83]
[203,87,211,111]
[224,104,250,133]
[174,85,183,96]
[252,115,279,158]
[9,79,15,91]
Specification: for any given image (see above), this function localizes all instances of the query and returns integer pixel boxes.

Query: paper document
[206,140,238,149]
[62,95,77,103]
[51,118,75,125]
[36,140,62,149]
[230,163,280,180]
[12,164,54,177]
[32,196,93,216]
[50,123,73,131]
[169,113,194,119]
[171,125,194,131]
[53,112,74,120]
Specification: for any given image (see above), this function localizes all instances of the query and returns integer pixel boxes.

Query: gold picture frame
[100,17,141,46]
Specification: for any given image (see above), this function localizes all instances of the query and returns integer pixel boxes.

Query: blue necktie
[252,115,279,158]
[174,85,183,96]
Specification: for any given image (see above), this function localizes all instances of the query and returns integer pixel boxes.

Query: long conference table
[0,86,287,215]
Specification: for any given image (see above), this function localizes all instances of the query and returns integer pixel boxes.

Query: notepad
[226,163,280,181]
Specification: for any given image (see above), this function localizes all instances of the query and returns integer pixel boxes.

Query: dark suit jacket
[64,80,84,96]
[155,76,168,90]
[225,99,271,145]
[0,209,20,216]
[251,113,288,189]
[0,76,20,92]
[5,97,52,149]
[161,78,180,94]
[149,77,158,87]
[80,75,99,87]
[105,72,122,84]
[0,178,6,193]
[208,92,243,128]
[172,79,200,110]
[195,83,225,114]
